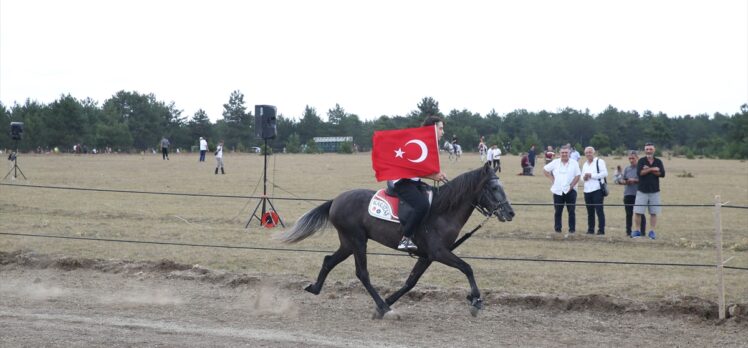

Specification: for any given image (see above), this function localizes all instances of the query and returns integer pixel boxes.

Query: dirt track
[1,251,745,347]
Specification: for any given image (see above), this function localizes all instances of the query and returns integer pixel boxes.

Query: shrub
[304,140,320,154]
[338,141,353,154]
[261,144,273,155]
[286,133,301,153]
[676,170,694,178]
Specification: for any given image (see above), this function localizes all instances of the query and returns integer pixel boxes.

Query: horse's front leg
[385,257,432,306]
[433,249,483,317]
[352,249,391,319]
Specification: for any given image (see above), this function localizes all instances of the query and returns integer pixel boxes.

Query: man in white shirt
[199,137,208,162]
[581,146,608,235]
[214,140,224,174]
[543,145,581,235]
[487,145,501,172]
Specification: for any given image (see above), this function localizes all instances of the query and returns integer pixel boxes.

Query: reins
[434,177,499,251]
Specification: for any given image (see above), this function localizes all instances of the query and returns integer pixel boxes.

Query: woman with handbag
[581,146,608,235]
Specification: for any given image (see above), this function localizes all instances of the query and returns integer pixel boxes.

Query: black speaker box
[255,105,277,139]
[10,122,23,140]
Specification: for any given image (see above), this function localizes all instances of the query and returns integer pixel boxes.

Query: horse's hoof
[383,310,402,320]
[469,297,483,317]
[304,284,319,295]
[371,306,391,320]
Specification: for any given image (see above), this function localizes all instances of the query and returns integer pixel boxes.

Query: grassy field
[1,151,746,303]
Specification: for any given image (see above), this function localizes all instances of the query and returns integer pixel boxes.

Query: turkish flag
[371,125,441,182]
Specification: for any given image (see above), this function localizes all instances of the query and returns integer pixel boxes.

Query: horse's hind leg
[385,257,432,306]
[434,249,483,316]
[352,248,391,319]
[305,248,351,295]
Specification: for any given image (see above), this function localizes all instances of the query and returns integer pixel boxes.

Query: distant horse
[443,141,462,161]
[280,162,514,318]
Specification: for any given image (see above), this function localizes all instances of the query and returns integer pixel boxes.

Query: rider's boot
[397,236,417,251]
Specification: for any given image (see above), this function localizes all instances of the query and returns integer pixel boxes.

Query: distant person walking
[215,140,225,174]
[614,151,646,237]
[160,137,170,160]
[199,137,208,162]
[633,143,665,239]
[528,145,536,175]
[544,145,581,235]
[581,146,607,235]
[478,137,488,163]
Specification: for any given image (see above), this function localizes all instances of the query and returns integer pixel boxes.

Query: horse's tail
[278,200,333,244]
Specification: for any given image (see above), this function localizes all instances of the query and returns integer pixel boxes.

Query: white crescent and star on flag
[394,139,428,163]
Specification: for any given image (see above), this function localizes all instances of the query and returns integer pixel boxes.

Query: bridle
[434,176,507,218]
[475,177,508,218]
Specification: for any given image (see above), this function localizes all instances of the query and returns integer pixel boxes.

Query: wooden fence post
[714,195,726,320]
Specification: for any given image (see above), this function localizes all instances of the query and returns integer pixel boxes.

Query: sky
[1,0,747,122]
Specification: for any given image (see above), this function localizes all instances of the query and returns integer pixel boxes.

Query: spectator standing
[487,145,501,172]
[569,144,581,162]
[160,137,170,160]
[544,145,555,164]
[614,151,646,237]
[581,146,607,235]
[544,145,581,235]
[528,145,536,175]
[199,137,208,162]
[214,140,225,174]
[633,143,665,239]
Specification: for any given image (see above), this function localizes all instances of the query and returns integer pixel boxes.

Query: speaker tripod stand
[246,138,285,229]
[3,140,27,180]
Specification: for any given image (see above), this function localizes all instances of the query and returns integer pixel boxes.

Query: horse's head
[476,162,514,222]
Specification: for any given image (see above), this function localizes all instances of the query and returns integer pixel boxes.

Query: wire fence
[2,182,747,209]
[1,182,746,273]
[1,231,746,271]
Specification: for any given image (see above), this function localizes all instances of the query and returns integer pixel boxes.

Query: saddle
[368,181,433,223]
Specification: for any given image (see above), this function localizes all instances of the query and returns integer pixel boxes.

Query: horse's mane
[431,165,491,214]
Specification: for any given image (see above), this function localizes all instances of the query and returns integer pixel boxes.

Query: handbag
[596,159,609,197]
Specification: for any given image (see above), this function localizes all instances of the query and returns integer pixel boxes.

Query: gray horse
[443,140,462,161]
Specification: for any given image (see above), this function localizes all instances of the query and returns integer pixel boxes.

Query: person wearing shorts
[633,143,665,239]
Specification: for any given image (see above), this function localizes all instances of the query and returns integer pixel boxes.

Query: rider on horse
[392,115,447,251]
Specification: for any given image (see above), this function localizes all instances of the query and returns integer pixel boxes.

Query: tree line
[1,90,746,159]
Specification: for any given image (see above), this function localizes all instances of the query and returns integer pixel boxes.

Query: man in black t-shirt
[633,143,665,239]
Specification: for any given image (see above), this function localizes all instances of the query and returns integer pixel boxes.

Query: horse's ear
[482,161,499,175]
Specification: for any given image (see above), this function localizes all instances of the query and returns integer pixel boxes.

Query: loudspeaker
[10,122,23,140]
[255,105,277,139]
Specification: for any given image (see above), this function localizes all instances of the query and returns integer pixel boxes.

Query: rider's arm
[424,172,447,182]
